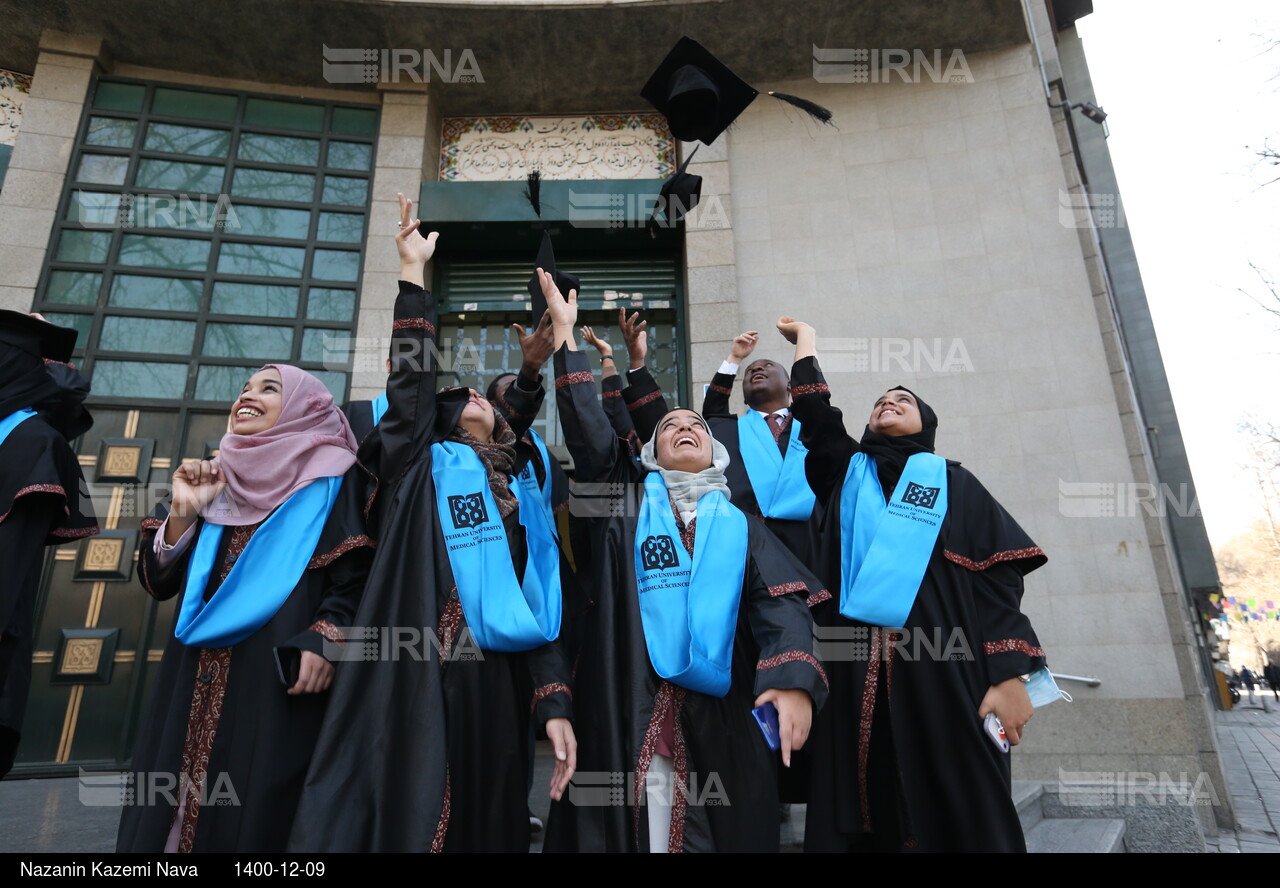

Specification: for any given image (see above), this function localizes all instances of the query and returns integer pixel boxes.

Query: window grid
[35,76,379,410]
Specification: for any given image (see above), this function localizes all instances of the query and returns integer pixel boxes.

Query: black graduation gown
[0,364,99,776]
[789,357,1048,853]
[290,281,573,853]
[543,346,829,853]
[114,465,373,853]
[701,371,821,566]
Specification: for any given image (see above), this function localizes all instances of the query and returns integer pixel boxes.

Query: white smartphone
[983,712,1010,753]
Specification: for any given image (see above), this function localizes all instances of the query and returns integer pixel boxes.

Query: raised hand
[170,459,226,519]
[777,316,817,361]
[512,311,556,376]
[164,459,227,545]
[536,268,578,348]
[729,330,760,363]
[620,308,648,371]
[395,193,439,285]
[580,325,612,358]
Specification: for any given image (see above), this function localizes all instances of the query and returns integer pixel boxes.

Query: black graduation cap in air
[0,310,78,363]
[526,232,580,329]
[648,145,703,236]
[641,36,833,146]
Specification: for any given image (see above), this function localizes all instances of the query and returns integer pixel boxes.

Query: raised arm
[501,313,554,442]
[582,325,639,448]
[537,270,624,483]
[777,317,858,505]
[375,194,441,484]
[702,331,759,418]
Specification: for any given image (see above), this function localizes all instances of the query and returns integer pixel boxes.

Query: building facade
[0,0,1231,833]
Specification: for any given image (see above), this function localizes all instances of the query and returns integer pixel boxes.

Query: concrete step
[1026,817,1126,853]
[1013,780,1045,833]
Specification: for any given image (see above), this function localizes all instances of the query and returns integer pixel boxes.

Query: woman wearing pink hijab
[116,364,373,853]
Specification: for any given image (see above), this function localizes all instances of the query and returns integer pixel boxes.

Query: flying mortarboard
[527,232,580,329]
[641,36,834,146]
[648,145,703,236]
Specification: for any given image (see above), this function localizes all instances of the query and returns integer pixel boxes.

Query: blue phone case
[752,702,781,751]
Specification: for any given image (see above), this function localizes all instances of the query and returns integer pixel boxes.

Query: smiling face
[741,359,790,408]
[868,389,924,437]
[231,368,284,435]
[654,409,714,473]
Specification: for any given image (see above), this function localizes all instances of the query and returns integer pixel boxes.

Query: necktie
[765,412,786,446]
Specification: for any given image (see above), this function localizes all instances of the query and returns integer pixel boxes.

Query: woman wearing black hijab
[0,311,98,776]
[777,317,1048,853]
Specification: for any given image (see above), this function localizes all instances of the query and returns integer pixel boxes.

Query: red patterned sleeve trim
[757,650,829,691]
[555,370,594,389]
[307,534,375,569]
[790,383,829,397]
[708,383,732,396]
[530,682,573,712]
[356,458,379,521]
[806,589,833,607]
[944,547,1046,572]
[43,358,77,369]
[768,581,808,598]
[602,388,622,399]
[310,620,345,646]
[140,516,164,532]
[0,484,70,525]
[392,318,435,335]
[984,638,1046,658]
[51,525,99,540]
[626,389,663,411]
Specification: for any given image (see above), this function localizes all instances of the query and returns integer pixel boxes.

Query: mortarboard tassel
[767,91,835,127]
[523,169,542,218]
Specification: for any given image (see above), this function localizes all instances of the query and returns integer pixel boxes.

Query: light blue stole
[838,452,948,628]
[0,408,36,448]
[737,411,817,520]
[430,440,561,652]
[370,390,389,426]
[174,476,343,648]
[634,473,748,697]
[515,428,557,538]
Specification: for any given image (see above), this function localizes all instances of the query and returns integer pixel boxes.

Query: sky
[1075,2,1280,547]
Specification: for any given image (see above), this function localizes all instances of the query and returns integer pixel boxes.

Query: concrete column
[681,135,741,407]
[0,31,106,313]
[350,84,435,401]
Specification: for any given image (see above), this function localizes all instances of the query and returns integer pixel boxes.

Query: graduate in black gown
[538,271,828,853]
[0,312,98,777]
[773,317,1048,853]
[291,194,575,853]
[116,364,372,852]
[701,330,821,569]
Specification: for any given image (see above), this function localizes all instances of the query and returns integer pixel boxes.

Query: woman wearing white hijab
[536,271,828,854]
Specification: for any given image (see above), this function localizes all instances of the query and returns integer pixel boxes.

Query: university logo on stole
[448,492,489,529]
[901,482,941,510]
[640,535,680,571]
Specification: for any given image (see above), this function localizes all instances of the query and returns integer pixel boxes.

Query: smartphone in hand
[753,702,781,751]
[983,712,1010,753]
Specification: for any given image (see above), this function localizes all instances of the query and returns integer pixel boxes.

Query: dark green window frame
[34,75,379,414]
